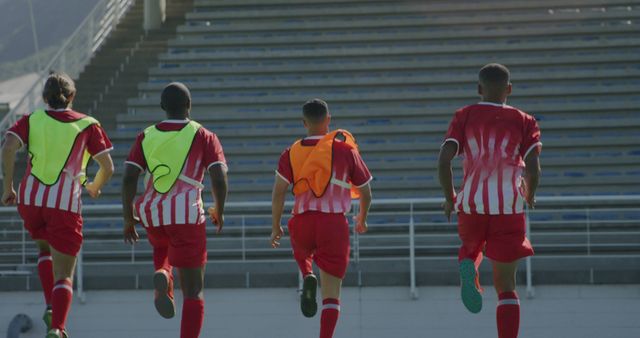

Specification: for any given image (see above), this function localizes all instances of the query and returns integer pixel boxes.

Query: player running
[438,64,542,338]
[121,82,228,338]
[2,72,114,338]
[271,99,372,338]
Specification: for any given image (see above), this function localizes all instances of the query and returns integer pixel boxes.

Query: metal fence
[0,195,638,302]
[0,0,135,136]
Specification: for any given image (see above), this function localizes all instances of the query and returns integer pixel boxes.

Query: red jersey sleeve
[6,115,30,147]
[276,149,293,184]
[202,130,227,170]
[349,148,372,187]
[520,114,542,159]
[86,124,113,157]
[125,133,147,171]
[443,108,467,155]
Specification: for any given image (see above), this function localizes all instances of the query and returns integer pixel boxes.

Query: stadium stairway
[2,0,640,291]
[72,0,196,131]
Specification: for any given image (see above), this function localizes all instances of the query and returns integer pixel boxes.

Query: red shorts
[144,223,207,269]
[457,213,534,264]
[287,211,350,279]
[18,204,83,256]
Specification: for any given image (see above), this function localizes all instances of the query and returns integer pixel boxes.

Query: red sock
[497,291,520,338]
[51,279,73,331]
[320,298,340,338]
[37,251,54,306]
[181,298,204,338]
[153,246,172,272]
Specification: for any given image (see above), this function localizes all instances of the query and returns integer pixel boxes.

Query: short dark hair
[42,72,76,109]
[479,63,510,89]
[302,98,329,123]
[161,82,191,114]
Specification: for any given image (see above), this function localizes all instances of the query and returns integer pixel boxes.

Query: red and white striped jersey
[277,135,372,215]
[443,102,542,215]
[125,120,226,227]
[7,109,113,214]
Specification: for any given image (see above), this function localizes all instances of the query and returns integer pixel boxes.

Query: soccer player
[2,72,114,338]
[271,98,373,338]
[121,82,228,338]
[438,63,541,338]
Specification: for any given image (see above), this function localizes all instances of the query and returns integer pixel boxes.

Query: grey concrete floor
[1,285,639,338]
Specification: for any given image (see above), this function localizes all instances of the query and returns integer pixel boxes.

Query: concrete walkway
[1,285,639,338]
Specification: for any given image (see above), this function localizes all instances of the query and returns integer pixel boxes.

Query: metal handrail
[0,195,638,301]
[0,0,134,137]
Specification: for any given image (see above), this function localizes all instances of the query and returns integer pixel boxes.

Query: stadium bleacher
[1,0,640,290]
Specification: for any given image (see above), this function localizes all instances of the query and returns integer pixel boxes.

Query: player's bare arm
[85,152,114,199]
[270,174,289,248]
[208,163,228,233]
[438,141,458,221]
[1,133,21,206]
[355,183,372,234]
[122,164,141,244]
[523,151,541,209]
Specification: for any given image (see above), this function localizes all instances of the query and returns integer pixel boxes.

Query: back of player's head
[302,98,329,124]
[42,72,76,109]
[479,63,510,91]
[161,82,191,116]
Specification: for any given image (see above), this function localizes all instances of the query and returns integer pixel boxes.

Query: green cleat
[300,274,318,318]
[42,307,52,331]
[459,259,483,314]
[46,328,68,338]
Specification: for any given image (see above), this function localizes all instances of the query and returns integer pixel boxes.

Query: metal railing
[0,195,638,302]
[0,0,135,135]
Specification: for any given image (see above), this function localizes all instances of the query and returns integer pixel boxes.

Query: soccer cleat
[300,274,318,318]
[459,259,483,314]
[43,307,52,331]
[46,329,68,338]
[153,269,176,319]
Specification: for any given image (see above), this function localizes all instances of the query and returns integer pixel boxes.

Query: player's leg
[485,214,534,338]
[165,223,208,338]
[48,247,77,338]
[35,240,54,329]
[288,213,318,317]
[457,213,490,313]
[145,225,175,318]
[17,205,54,328]
[318,269,342,338]
[492,260,520,338]
[314,213,350,338]
[43,209,82,338]
[178,266,206,338]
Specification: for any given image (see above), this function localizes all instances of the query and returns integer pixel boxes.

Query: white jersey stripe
[150,194,162,226]
[70,182,80,213]
[34,184,45,207]
[23,176,34,206]
[501,167,514,215]
[59,176,72,211]
[188,190,198,224]
[488,174,500,214]
[162,198,172,226]
[175,194,186,224]
[46,182,59,208]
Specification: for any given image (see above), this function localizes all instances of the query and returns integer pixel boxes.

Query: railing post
[409,202,418,300]
[242,215,249,288]
[586,208,593,284]
[77,247,86,304]
[353,203,361,287]
[525,208,534,299]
